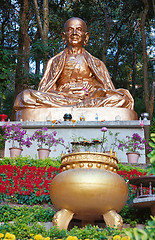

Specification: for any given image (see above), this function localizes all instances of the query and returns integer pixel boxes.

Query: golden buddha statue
[13,17,136,121]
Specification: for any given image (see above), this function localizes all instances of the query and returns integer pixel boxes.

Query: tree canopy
[0,0,154,120]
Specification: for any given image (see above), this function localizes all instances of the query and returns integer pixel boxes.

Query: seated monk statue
[13,17,134,111]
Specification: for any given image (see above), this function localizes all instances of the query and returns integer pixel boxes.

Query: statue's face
[62,18,89,47]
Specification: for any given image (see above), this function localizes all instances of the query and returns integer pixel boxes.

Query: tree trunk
[35,59,40,75]
[131,52,136,98]
[140,0,154,163]
[97,0,113,63]
[43,0,49,43]
[111,41,122,87]
[14,27,24,98]
[33,0,49,68]
[140,0,154,121]
[14,0,31,98]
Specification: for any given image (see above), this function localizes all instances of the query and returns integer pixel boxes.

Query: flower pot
[126,152,140,163]
[37,148,51,159]
[9,147,23,159]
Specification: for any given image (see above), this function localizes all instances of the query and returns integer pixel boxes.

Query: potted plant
[71,135,90,152]
[100,127,108,153]
[91,138,102,152]
[104,131,120,156]
[30,127,65,159]
[118,133,149,163]
[2,123,32,158]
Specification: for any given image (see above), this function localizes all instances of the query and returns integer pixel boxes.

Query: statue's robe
[13,48,134,110]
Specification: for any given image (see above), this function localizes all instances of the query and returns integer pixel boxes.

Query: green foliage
[0,128,5,149]
[0,47,15,117]
[120,205,151,225]
[124,216,155,240]
[0,205,55,223]
[0,218,155,240]
[147,133,155,175]
[150,118,155,134]
[0,219,48,240]
[0,156,61,168]
[118,163,148,174]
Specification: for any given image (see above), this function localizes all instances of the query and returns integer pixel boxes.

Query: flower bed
[0,160,149,205]
[0,157,154,239]
[0,218,155,240]
[0,164,61,204]
[0,158,151,205]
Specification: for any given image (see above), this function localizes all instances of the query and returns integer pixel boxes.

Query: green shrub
[0,218,155,240]
[0,205,56,223]
[124,216,155,240]
[120,205,150,225]
[118,163,148,173]
[147,133,155,175]
[0,156,61,168]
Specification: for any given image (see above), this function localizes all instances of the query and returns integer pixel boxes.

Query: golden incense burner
[50,152,128,230]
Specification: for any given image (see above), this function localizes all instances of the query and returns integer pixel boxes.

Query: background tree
[0,0,154,121]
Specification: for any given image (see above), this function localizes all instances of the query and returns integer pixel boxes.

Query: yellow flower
[66,237,78,240]
[44,238,50,240]
[113,235,121,240]
[0,233,4,239]
[30,234,34,237]
[4,233,16,240]
[5,233,11,238]
[34,234,43,240]
[121,237,130,240]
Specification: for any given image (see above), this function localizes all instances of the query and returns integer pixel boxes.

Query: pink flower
[139,119,144,127]
[101,127,108,132]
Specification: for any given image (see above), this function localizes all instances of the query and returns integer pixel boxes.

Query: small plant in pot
[105,130,120,155]
[2,123,32,158]
[30,127,65,159]
[118,133,149,163]
[100,127,108,153]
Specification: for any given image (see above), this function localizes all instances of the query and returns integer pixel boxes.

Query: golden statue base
[50,152,128,230]
[14,107,137,121]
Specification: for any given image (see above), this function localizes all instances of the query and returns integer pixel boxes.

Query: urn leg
[52,209,74,230]
[103,210,123,230]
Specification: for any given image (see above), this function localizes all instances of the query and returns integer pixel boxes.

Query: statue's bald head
[64,17,87,32]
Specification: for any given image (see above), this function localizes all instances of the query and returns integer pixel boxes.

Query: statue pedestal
[1,120,150,164]
[14,107,138,121]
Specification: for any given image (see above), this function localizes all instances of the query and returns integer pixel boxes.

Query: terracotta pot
[126,152,140,163]
[37,148,51,159]
[9,147,23,159]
